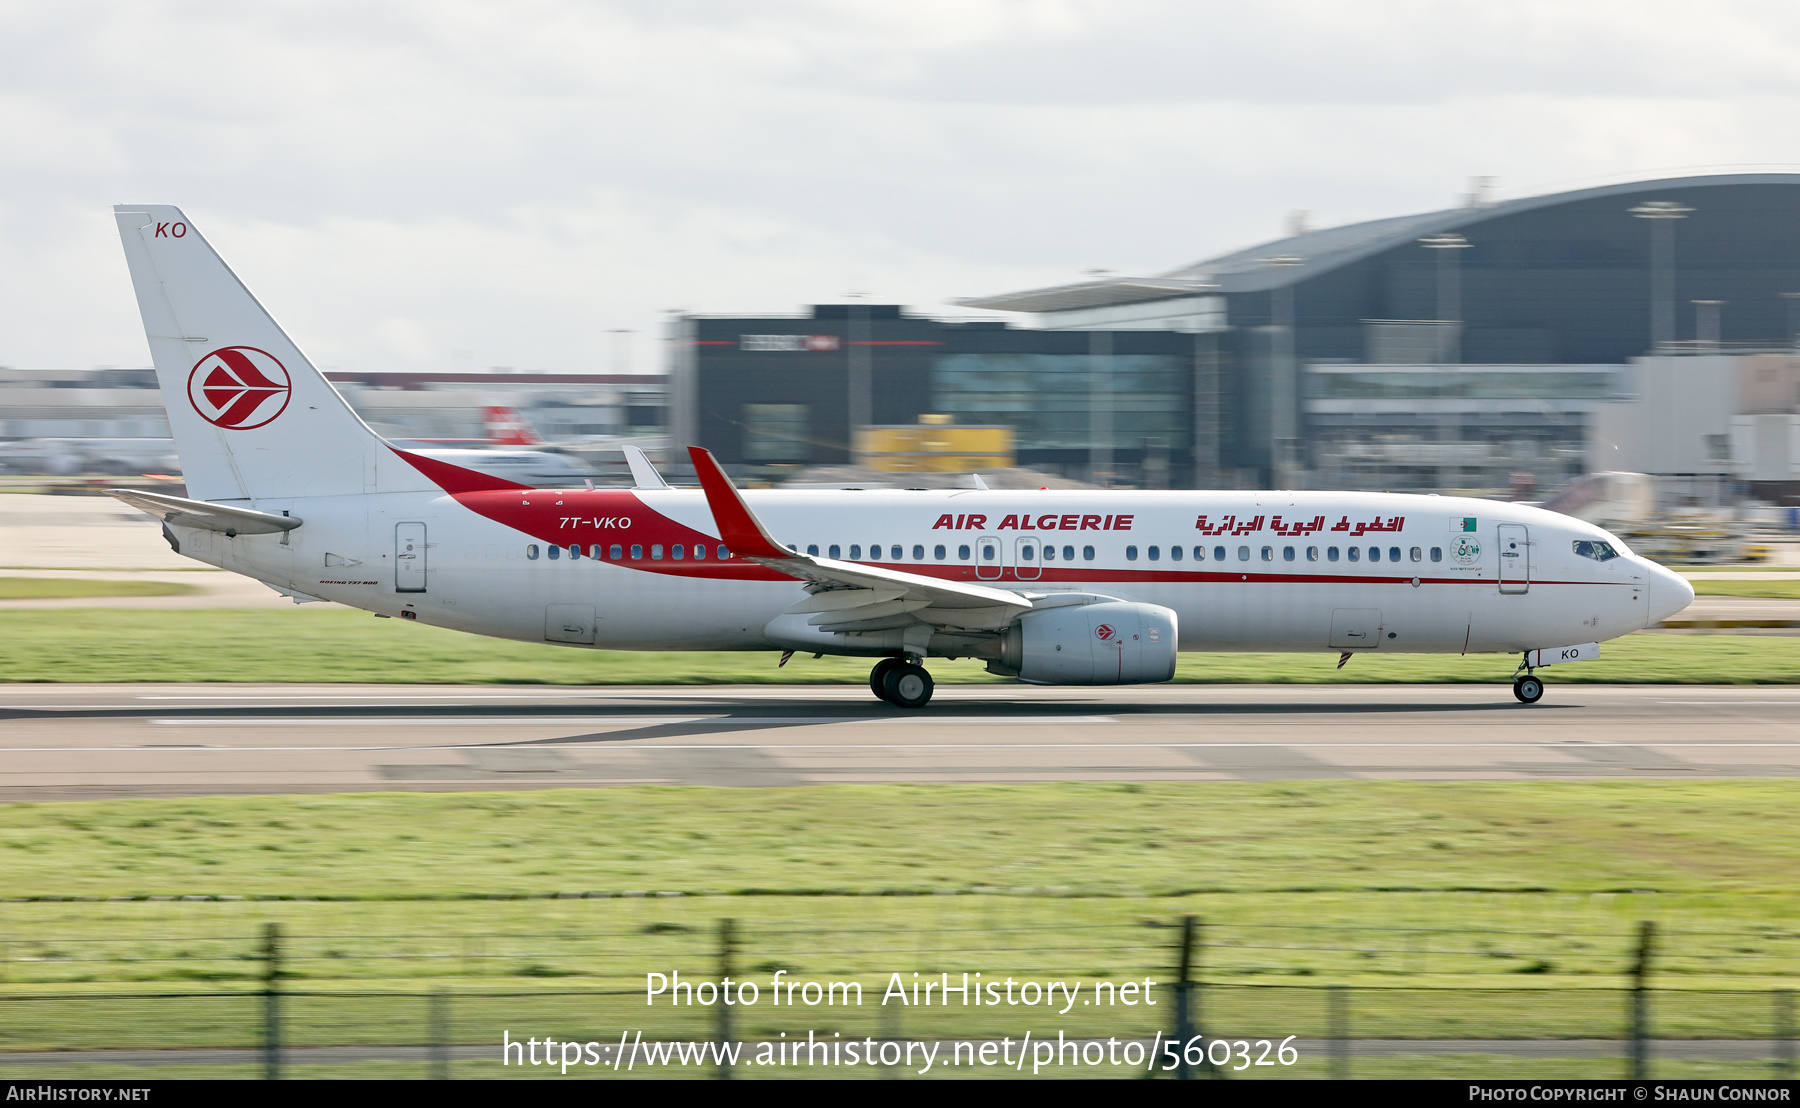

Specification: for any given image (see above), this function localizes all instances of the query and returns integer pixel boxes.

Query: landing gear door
[1498,524,1529,595]
[975,534,1003,580]
[395,522,427,593]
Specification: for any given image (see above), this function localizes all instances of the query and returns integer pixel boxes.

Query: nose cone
[1646,562,1695,626]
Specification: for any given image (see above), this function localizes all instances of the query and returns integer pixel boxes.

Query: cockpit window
[1573,540,1619,562]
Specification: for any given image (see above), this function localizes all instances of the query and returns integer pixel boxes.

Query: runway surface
[3,683,1797,799]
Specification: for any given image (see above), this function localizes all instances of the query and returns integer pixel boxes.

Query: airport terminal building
[677,173,1800,495]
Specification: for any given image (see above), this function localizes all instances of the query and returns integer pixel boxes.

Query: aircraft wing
[106,489,302,535]
[688,447,1031,633]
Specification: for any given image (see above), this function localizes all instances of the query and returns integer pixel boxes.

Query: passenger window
[566,544,579,559]
[1348,547,1360,562]
[1021,544,1035,560]
[1430,547,1442,562]
[548,545,560,560]
[788,545,797,552]
[1306,546,1318,561]
[807,544,819,556]
[850,545,862,559]
[959,544,972,560]
[1043,545,1056,561]
[717,545,729,560]
[1194,545,1205,561]
[1284,546,1295,562]
[1148,546,1160,561]
[1170,545,1182,561]
[1410,546,1422,562]
[671,544,684,560]
[1214,546,1226,562]
[650,544,663,560]
[1327,546,1338,562]
[1082,545,1095,560]
[527,544,540,560]
[912,545,924,560]
[590,545,602,559]
[891,545,902,560]
[869,545,882,560]
[1237,545,1250,561]
[610,544,622,560]
[1126,545,1139,561]
[829,544,841,558]
[1389,547,1401,563]
[1062,545,1074,561]
[1260,546,1272,561]
[630,544,643,560]
[1367,547,1379,562]
[981,542,997,561]
[935,545,947,560]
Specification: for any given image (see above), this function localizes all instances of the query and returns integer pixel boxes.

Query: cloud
[2,0,1799,371]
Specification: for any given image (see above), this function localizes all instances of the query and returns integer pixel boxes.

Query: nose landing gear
[1512,674,1544,704]
[869,657,934,709]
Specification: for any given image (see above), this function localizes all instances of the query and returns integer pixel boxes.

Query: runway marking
[143,715,1120,727]
[5,742,1797,753]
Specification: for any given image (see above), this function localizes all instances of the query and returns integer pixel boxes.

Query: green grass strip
[4,781,1798,900]
[2,608,1799,684]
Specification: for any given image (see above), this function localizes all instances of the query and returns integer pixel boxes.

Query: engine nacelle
[999,601,1178,685]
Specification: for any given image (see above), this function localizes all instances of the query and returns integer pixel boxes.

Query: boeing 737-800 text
[106,206,1693,708]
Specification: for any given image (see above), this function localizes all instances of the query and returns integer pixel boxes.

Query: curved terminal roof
[959,172,1800,311]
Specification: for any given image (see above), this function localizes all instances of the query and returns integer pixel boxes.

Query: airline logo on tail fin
[484,406,545,446]
[188,347,292,429]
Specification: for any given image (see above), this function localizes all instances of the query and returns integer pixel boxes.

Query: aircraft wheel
[882,663,934,710]
[869,658,904,703]
[1513,675,1544,704]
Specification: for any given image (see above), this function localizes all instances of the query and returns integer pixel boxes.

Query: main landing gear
[870,657,934,709]
[1512,653,1545,705]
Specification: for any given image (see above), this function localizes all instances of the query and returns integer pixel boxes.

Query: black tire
[869,658,903,703]
[1514,675,1544,704]
[882,663,934,709]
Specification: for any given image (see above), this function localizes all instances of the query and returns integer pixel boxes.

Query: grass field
[1,783,1794,1075]
[0,577,199,599]
[1692,579,1800,599]
[3,607,1800,683]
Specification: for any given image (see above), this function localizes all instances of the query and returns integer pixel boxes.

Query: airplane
[103,205,1694,709]
[0,436,180,476]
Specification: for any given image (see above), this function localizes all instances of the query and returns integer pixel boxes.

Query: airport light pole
[846,295,872,465]
[1630,200,1693,352]
[1781,292,1800,352]
[1418,232,1471,364]
[1260,255,1305,487]
[1692,300,1725,353]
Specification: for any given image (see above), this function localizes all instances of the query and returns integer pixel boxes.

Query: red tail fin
[483,406,545,446]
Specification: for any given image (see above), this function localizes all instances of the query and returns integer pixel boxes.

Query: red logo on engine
[1095,624,1116,641]
[187,347,292,429]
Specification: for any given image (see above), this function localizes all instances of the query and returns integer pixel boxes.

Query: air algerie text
[931,514,1134,531]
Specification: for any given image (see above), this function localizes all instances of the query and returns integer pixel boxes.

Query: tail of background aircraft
[483,406,546,446]
[112,205,436,503]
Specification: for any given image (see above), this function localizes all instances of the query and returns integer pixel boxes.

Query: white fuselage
[167,484,1692,660]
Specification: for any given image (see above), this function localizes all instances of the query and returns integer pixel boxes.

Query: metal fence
[0,917,1794,1079]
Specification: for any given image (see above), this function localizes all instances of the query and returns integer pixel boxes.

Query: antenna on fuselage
[622,445,670,490]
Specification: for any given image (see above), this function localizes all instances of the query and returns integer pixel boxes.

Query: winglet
[623,445,670,490]
[687,446,792,559]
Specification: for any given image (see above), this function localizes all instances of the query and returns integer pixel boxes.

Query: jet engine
[997,600,1178,685]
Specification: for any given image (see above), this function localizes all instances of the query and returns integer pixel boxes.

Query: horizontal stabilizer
[107,489,301,535]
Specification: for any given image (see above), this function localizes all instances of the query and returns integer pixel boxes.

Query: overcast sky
[6,0,1800,375]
